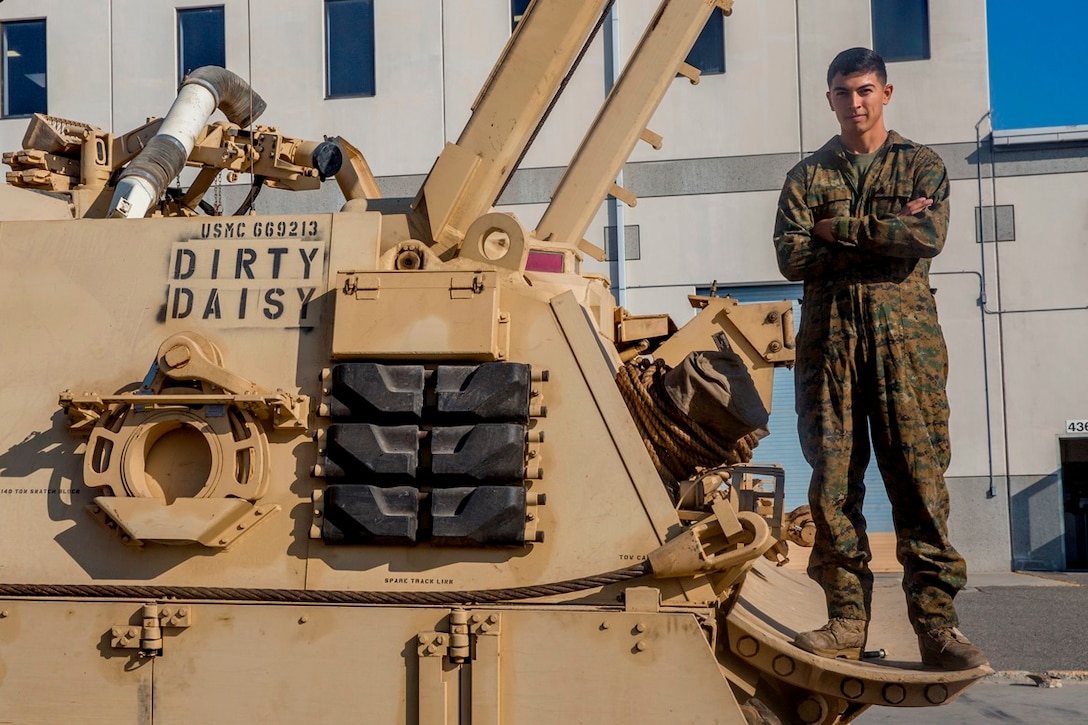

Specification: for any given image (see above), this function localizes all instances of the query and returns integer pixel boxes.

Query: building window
[685,8,726,75]
[871,0,930,62]
[2,19,47,118]
[511,0,531,31]
[177,6,225,83]
[325,0,375,98]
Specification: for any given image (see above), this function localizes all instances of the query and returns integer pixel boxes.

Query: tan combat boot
[792,618,867,660]
[918,627,988,669]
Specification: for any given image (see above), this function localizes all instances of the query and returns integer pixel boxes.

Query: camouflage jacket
[773,130,949,290]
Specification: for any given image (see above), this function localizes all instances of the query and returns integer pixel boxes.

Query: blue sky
[987,0,1088,130]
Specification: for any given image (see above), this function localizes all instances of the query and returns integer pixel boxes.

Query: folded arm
[821,149,950,259]
[773,170,865,281]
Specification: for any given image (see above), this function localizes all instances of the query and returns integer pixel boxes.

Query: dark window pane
[871,0,930,62]
[2,19,47,117]
[326,0,375,97]
[685,8,725,75]
[178,6,225,83]
[511,0,532,31]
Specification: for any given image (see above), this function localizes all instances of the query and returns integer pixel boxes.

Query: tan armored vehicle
[0,1,990,722]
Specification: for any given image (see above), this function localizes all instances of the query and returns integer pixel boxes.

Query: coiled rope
[0,563,650,605]
[616,359,761,486]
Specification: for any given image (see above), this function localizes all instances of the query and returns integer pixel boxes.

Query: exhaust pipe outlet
[109,66,267,219]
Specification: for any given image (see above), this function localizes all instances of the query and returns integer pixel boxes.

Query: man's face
[826,71,893,137]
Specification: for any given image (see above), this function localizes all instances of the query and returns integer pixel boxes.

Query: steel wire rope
[0,563,650,606]
[616,359,759,487]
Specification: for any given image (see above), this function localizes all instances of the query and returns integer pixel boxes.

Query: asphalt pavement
[858,571,1088,723]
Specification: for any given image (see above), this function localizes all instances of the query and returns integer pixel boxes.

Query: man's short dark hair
[826,47,887,87]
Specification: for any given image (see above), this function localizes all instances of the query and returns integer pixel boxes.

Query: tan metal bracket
[524,491,546,544]
[468,611,502,725]
[61,331,310,432]
[415,610,504,725]
[677,61,701,85]
[309,488,325,539]
[110,602,192,658]
[639,128,663,150]
[608,182,638,208]
[623,586,662,613]
[415,610,503,663]
[576,237,608,261]
[646,509,773,580]
[416,630,450,659]
[88,498,280,548]
[416,628,453,724]
[449,273,487,299]
[343,274,381,300]
[468,610,502,637]
[61,390,308,432]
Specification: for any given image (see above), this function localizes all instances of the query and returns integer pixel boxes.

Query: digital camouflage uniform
[773,130,965,634]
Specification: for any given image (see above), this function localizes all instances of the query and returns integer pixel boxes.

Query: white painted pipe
[108,66,266,219]
[158,84,217,159]
[109,176,158,219]
[107,84,216,219]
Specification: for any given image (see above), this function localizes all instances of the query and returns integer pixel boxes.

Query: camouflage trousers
[795,285,967,634]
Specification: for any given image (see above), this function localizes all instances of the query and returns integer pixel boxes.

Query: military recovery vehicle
[0,0,991,722]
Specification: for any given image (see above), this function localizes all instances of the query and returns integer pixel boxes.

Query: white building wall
[987,171,1088,476]
[624,0,802,162]
[0,0,1082,570]
[0,0,112,152]
[796,0,989,150]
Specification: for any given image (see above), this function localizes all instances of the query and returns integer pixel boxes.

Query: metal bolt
[768,341,782,353]
[424,645,434,655]
[635,641,647,652]
[635,623,646,633]
[797,698,822,724]
[418,634,428,644]
[162,608,172,617]
[218,539,228,545]
[314,510,322,518]
[237,523,246,530]
[178,608,187,617]
[299,616,309,624]
[601,621,610,630]
[471,614,482,624]
[487,614,498,624]
[0,610,8,618]
[126,628,137,638]
[436,635,446,644]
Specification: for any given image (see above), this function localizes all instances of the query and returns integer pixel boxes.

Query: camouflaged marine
[773,47,987,670]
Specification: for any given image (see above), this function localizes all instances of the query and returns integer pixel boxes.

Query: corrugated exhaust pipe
[108,66,267,219]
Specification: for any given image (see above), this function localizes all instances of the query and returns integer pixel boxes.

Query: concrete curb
[988,670,1088,686]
